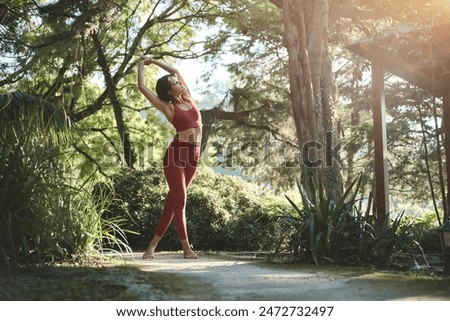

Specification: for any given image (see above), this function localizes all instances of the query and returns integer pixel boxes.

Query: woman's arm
[139,55,191,97]
[137,59,174,122]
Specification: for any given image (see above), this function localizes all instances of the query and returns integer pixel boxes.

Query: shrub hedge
[107,163,288,252]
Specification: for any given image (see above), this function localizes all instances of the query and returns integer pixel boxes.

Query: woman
[137,55,202,259]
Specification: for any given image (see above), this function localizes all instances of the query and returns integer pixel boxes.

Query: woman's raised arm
[137,58,174,121]
[139,55,191,97]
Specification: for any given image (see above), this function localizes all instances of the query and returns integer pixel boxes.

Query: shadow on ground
[1,251,449,300]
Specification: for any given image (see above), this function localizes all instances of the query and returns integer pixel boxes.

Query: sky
[177,52,241,109]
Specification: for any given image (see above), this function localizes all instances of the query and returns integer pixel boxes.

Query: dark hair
[156,74,173,102]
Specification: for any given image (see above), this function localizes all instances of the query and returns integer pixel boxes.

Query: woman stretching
[137,55,202,259]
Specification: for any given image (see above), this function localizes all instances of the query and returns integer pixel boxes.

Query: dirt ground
[124,251,450,301]
[1,251,449,301]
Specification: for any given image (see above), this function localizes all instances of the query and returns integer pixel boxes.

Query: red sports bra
[171,94,202,132]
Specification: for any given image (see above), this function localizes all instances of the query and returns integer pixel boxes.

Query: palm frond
[0,0,24,44]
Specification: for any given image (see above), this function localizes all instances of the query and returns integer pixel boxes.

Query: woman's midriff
[175,127,202,146]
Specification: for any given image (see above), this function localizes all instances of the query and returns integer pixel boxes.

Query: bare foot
[181,239,198,259]
[142,236,161,259]
[142,245,155,259]
[183,249,198,259]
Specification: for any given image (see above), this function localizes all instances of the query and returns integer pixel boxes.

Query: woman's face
[169,75,185,96]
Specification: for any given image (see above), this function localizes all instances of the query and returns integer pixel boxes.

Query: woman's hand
[138,54,154,65]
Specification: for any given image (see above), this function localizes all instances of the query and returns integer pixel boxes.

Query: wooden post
[443,89,450,220]
[372,59,390,227]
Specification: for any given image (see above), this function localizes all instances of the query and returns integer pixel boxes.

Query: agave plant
[270,170,429,268]
[270,173,364,265]
[366,212,429,269]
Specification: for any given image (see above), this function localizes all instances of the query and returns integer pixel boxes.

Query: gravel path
[123,251,450,301]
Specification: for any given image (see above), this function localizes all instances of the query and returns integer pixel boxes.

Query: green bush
[0,93,70,267]
[107,164,288,252]
[189,168,283,251]
[0,93,127,270]
[105,163,167,249]
[401,211,441,254]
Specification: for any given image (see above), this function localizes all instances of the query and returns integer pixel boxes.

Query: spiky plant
[270,173,363,265]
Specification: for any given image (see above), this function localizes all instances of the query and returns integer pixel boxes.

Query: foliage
[0,93,129,271]
[367,212,429,269]
[205,0,299,192]
[189,166,284,251]
[210,0,450,213]
[339,63,447,218]
[407,211,442,254]
[0,93,70,267]
[270,174,364,265]
[106,164,288,252]
[271,173,431,268]
[0,0,235,171]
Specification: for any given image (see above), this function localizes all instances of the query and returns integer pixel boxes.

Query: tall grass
[0,93,130,271]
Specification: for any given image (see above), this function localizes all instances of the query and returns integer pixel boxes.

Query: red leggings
[155,140,200,240]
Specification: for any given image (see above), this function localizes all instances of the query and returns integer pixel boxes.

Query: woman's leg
[164,159,188,241]
[143,142,200,259]
[142,193,173,259]
[143,145,178,259]
[154,190,175,237]
[179,146,200,258]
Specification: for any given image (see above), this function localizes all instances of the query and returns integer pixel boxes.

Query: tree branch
[270,0,283,9]
[72,142,110,179]
[72,1,187,122]
[330,1,407,24]
[202,107,298,149]
[90,30,135,168]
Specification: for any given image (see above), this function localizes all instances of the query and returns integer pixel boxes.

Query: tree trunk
[91,31,136,168]
[282,0,316,198]
[280,0,342,200]
[321,52,342,200]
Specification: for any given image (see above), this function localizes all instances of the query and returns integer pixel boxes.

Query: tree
[258,0,340,201]
[209,0,450,211]
[0,0,232,172]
